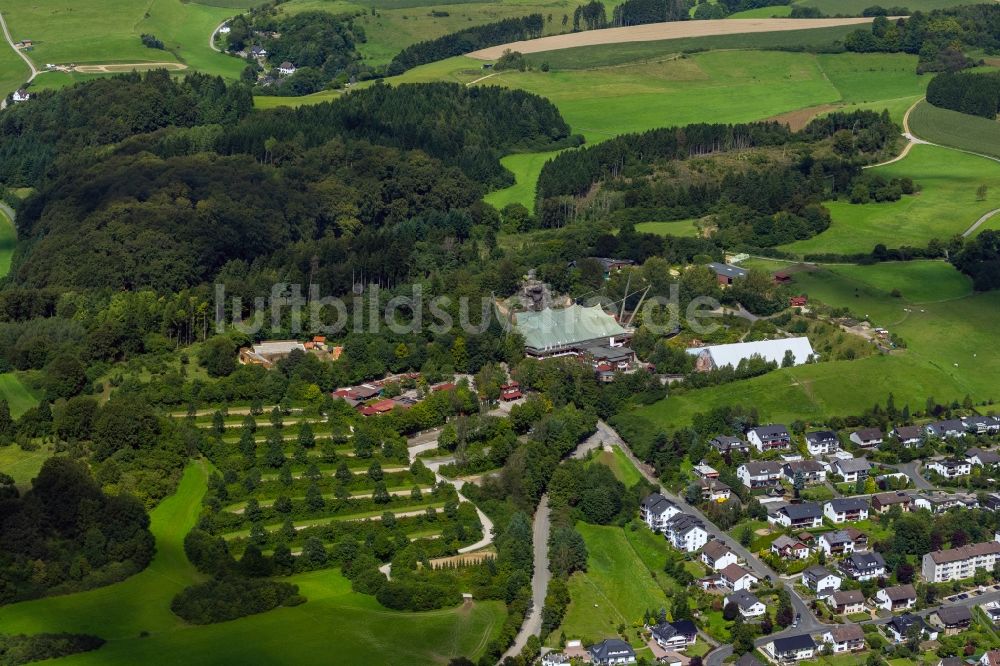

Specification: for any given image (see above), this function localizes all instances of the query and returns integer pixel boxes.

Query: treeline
[0,458,154,606]
[0,71,252,187]
[927,70,1000,119]
[170,576,303,624]
[612,0,690,26]
[0,633,105,665]
[952,230,1000,291]
[388,15,544,75]
[843,5,1000,72]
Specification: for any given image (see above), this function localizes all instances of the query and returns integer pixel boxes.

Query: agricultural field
[0,461,505,664]
[908,99,1000,160]
[634,260,1000,428]
[783,145,1000,255]
[0,0,244,79]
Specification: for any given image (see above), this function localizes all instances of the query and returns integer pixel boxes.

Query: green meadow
[0,372,39,418]
[783,145,1000,255]
[0,207,14,277]
[0,461,506,664]
[0,443,54,488]
[634,220,702,238]
[798,0,970,14]
[633,260,1000,428]
[0,35,29,98]
[486,150,562,209]
[909,99,1000,160]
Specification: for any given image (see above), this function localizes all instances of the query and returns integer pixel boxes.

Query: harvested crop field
[467,17,877,59]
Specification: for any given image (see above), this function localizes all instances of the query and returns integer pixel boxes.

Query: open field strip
[0,205,14,278]
[220,501,448,539]
[908,98,1000,161]
[466,17,878,59]
[224,485,435,512]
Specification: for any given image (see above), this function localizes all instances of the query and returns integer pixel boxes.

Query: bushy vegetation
[0,633,104,665]
[952,230,1000,291]
[927,70,1000,119]
[170,576,302,624]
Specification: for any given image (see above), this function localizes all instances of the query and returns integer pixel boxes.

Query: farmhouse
[720,563,758,591]
[931,606,973,635]
[239,340,307,368]
[686,338,814,373]
[726,589,766,618]
[926,459,972,479]
[649,620,697,651]
[885,614,937,642]
[512,304,628,358]
[840,552,886,581]
[588,638,636,665]
[802,565,843,595]
[736,461,783,489]
[771,534,811,560]
[805,430,839,456]
[710,435,749,454]
[706,262,747,285]
[822,624,866,653]
[769,502,823,529]
[849,428,884,449]
[831,457,871,483]
[828,589,866,615]
[701,540,738,572]
[874,584,916,612]
[664,514,709,553]
[764,634,816,662]
[892,425,924,447]
[640,493,681,531]
[746,424,793,452]
[824,498,870,524]
[871,491,913,513]
[925,420,967,440]
[783,460,827,484]
[921,540,1000,583]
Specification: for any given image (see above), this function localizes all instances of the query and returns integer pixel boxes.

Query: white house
[849,428,884,449]
[824,498,870,524]
[764,634,816,662]
[701,540,738,572]
[818,530,857,557]
[874,584,917,612]
[801,565,842,596]
[926,420,966,440]
[588,638,637,666]
[720,563,759,591]
[805,430,839,456]
[746,424,792,452]
[768,502,823,529]
[783,460,827,485]
[726,589,766,618]
[921,540,1000,583]
[828,590,866,615]
[831,457,871,483]
[12,89,30,103]
[968,447,1000,467]
[736,461,783,489]
[649,620,697,651]
[926,459,972,479]
[885,614,937,642]
[277,61,296,76]
[823,624,866,653]
[892,425,924,447]
[771,534,811,560]
[664,514,709,553]
[641,493,681,531]
[840,551,886,581]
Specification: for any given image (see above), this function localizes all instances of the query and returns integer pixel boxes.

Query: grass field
[0,461,506,664]
[560,522,669,645]
[908,99,1000,160]
[0,207,14,278]
[783,145,1000,255]
[798,0,971,13]
[591,445,644,487]
[633,260,1000,427]
[0,443,54,488]
[0,35,30,98]
[728,5,793,17]
[634,220,702,238]
[485,150,561,210]
[0,372,39,418]
[0,0,244,79]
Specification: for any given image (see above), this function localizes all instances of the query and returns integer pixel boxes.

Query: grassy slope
[783,145,1000,254]
[0,0,243,78]
[633,260,999,428]
[560,522,669,644]
[485,150,561,210]
[727,5,793,17]
[0,373,38,418]
[0,35,29,98]
[0,461,505,664]
[634,220,701,238]
[0,207,14,278]
[0,443,54,487]
[908,99,1000,160]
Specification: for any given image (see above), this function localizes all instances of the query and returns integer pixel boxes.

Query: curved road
[210,20,229,53]
[0,12,38,81]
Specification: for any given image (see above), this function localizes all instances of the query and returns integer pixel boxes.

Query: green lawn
[632,260,1000,428]
[560,522,669,645]
[0,443,54,488]
[0,207,14,278]
[0,372,40,418]
[0,0,244,79]
[635,220,702,238]
[783,145,1000,255]
[908,99,1000,160]
[591,445,644,487]
[0,461,505,664]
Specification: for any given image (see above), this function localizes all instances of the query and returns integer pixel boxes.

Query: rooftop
[512,304,627,352]
[686,337,815,369]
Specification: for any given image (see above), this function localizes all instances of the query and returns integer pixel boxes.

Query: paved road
[0,12,37,81]
[890,460,933,490]
[210,20,229,53]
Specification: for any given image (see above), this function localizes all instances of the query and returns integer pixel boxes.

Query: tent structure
[510,304,628,356]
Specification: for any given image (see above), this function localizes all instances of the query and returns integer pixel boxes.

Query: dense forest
[927,70,1000,118]
[388,15,544,75]
[952,230,1000,291]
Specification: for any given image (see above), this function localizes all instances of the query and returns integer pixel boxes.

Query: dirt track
[467,17,876,60]
[72,62,188,73]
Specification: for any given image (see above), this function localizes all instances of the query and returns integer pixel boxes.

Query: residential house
[871,491,913,513]
[649,620,697,651]
[764,634,816,662]
[969,447,1000,467]
[771,535,811,560]
[720,563,759,591]
[747,424,792,452]
[926,420,967,440]
[832,458,872,484]
[769,502,823,529]
[783,460,827,485]
[844,527,869,550]
[693,463,719,479]
[818,530,858,557]
[840,552,886,581]
[277,61,296,75]
[892,425,924,447]
[984,494,1000,511]
[710,435,750,454]
[828,589,866,615]
[358,398,398,416]
[250,45,267,58]
[802,565,843,595]
[11,89,30,103]
[699,478,732,502]
[912,493,978,513]
[849,428,884,449]
[823,624,866,653]
[964,416,1000,435]
[641,493,681,531]
[588,638,637,665]
[824,498,870,524]
[921,540,1000,583]
[931,606,973,635]
[541,653,571,666]
[874,584,916,612]
[926,459,972,479]
[707,262,747,285]
[701,540,739,572]
[885,614,938,642]
[737,461,783,490]
[726,590,766,618]
[664,514,709,553]
[981,651,1000,666]
[805,430,840,456]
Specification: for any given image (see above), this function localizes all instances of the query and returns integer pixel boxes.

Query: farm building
[706,262,747,285]
[685,337,814,372]
[239,340,306,368]
[511,304,629,358]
